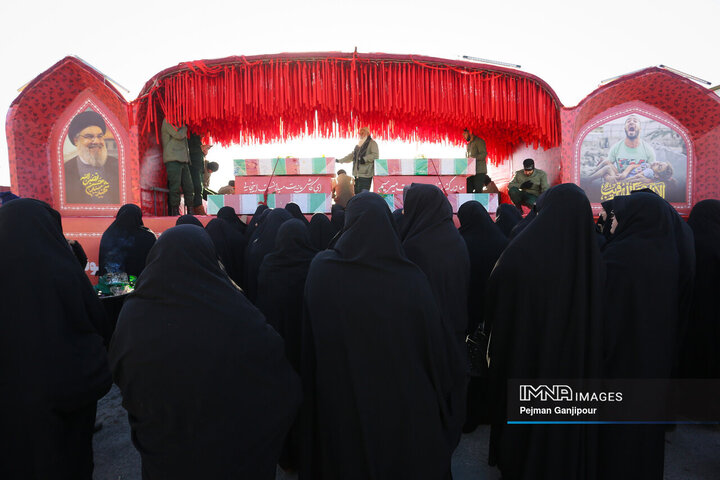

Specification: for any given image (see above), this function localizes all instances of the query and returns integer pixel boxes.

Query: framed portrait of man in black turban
[63,109,120,204]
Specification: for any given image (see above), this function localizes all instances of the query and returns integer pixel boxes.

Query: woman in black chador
[308,213,336,250]
[256,219,317,470]
[205,216,246,288]
[216,205,246,234]
[98,203,156,277]
[457,200,508,432]
[0,199,111,480]
[494,203,523,237]
[285,202,310,226]
[257,219,317,372]
[175,214,203,226]
[243,208,292,303]
[301,192,459,480]
[457,200,508,334]
[109,225,301,480]
[484,184,604,480]
[245,204,270,240]
[399,183,470,450]
[599,192,682,480]
[681,199,720,378]
[330,203,345,233]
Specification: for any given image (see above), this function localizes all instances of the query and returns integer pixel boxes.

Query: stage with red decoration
[5,54,720,282]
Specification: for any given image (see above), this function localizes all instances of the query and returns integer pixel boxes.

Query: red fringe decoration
[134,53,561,163]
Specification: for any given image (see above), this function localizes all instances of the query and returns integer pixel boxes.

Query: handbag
[466,326,489,378]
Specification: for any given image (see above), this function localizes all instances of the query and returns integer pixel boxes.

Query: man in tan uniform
[338,127,379,194]
[508,158,550,211]
[161,118,194,216]
[463,128,488,193]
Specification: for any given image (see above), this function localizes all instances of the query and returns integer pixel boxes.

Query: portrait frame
[50,91,129,215]
[574,103,693,213]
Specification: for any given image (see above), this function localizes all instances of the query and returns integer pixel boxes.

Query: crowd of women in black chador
[1,184,718,480]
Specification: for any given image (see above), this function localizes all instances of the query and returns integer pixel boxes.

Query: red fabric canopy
[134,52,562,163]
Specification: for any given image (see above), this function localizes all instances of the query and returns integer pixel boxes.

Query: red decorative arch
[6,56,140,212]
[133,52,562,164]
[560,67,720,209]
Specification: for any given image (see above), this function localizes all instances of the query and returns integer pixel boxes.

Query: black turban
[68,111,106,145]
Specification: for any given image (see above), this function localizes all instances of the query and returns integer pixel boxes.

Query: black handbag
[466,327,489,378]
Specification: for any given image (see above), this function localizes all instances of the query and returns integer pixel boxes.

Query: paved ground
[93,386,720,479]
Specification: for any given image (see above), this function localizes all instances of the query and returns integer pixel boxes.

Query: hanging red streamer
[133,53,561,164]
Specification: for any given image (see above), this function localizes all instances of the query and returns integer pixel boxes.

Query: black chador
[0,199,111,480]
[244,204,269,241]
[109,225,301,480]
[457,200,508,334]
[457,200,508,431]
[485,184,604,480]
[399,183,470,450]
[599,192,683,480]
[681,199,720,378]
[205,217,246,288]
[99,203,156,277]
[244,208,292,302]
[301,192,458,480]
[257,218,317,372]
[216,206,247,234]
[330,203,345,233]
[308,213,336,250]
[285,202,310,225]
[175,214,203,227]
[494,203,523,237]
[256,219,317,470]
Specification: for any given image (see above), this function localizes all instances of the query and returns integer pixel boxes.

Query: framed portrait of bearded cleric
[51,94,129,215]
[575,105,693,212]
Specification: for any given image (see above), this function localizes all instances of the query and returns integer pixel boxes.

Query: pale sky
[2,0,719,190]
